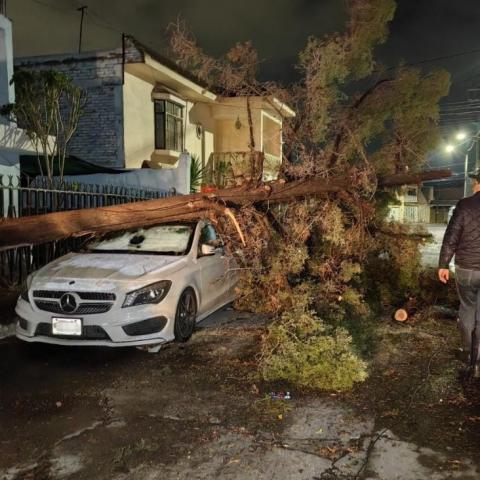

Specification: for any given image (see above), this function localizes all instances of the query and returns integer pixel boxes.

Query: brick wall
[15,50,125,168]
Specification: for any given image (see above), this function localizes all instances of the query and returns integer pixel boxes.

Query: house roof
[123,35,210,90]
[124,36,295,116]
[15,34,295,115]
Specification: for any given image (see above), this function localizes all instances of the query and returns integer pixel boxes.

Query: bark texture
[0,169,451,250]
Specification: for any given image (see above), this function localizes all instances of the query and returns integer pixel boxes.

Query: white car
[15,221,237,351]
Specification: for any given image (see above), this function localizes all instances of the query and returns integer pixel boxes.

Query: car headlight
[122,281,172,308]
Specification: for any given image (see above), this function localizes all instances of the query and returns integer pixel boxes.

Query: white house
[0,11,38,216]
[15,35,295,186]
[388,185,432,224]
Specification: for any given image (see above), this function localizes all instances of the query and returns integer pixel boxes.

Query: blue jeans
[455,266,480,361]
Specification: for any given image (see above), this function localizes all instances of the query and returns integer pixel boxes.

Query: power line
[30,0,74,16]
[441,105,480,111]
[441,100,480,106]
[29,0,480,71]
[402,47,480,68]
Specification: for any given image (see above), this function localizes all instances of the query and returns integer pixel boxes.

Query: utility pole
[77,5,88,54]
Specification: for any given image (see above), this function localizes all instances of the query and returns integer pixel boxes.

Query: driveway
[1,306,479,480]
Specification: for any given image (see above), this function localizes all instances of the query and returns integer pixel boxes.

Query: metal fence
[0,176,174,285]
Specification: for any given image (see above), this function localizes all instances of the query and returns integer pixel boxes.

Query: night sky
[8,0,480,100]
[8,0,480,178]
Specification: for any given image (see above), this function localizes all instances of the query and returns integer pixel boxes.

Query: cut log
[394,297,418,322]
[0,169,451,251]
[394,309,409,322]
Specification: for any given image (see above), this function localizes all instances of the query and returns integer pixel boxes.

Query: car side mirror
[201,244,216,256]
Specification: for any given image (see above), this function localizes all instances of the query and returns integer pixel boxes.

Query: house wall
[60,153,191,195]
[15,50,125,168]
[210,98,284,179]
[212,98,268,154]
[187,102,215,167]
[0,14,38,217]
[262,113,281,157]
[214,118,250,152]
[122,72,215,169]
[123,71,155,168]
[0,15,14,117]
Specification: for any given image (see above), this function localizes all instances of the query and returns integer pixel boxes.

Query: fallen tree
[4,0,452,393]
[0,169,450,251]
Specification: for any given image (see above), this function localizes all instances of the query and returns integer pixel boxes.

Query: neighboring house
[16,35,295,183]
[429,184,463,224]
[0,11,38,216]
[388,185,432,224]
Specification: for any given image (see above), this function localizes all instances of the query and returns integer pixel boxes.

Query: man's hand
[438,268,450,284]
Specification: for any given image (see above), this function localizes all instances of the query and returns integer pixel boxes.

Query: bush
[261,308,368,391]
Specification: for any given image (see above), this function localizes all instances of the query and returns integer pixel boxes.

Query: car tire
[174,288,197,342]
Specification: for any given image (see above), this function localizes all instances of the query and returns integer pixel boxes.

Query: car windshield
[87,224,194,255]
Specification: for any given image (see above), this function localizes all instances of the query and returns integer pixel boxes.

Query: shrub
[261,308,368,391]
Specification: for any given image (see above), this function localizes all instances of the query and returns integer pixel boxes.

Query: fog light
[122,316,167,336]
[17,317,28,330]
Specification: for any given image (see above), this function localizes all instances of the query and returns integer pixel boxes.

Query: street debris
[270,391,291,400]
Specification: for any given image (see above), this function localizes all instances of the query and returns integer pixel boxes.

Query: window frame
[198,224,223,257]
[154,99,184,152]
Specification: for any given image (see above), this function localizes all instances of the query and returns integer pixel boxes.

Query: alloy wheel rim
[178,291,196,336]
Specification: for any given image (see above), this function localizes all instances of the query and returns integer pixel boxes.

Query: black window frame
[198,224,223,257]
[154,99,184,152]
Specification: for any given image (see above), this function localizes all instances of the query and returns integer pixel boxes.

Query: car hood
[32,253,187,290]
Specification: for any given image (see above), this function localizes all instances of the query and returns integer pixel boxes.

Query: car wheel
[174,288,197,342]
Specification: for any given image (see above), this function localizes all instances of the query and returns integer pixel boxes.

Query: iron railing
[0,176,174,285]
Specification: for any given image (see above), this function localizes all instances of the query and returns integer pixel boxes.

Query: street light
[444,130,480,197]
[445,144,455,153]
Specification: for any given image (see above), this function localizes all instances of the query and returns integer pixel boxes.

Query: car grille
[34,300,113,315]
[35,322,111,340]
[33,290,116,301]
[32,290,116,315]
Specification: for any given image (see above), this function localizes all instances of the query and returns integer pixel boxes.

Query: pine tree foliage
[169,0,450,391]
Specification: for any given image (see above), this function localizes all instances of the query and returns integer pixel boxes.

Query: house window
[406,188,418,202]
[154,100,184,151]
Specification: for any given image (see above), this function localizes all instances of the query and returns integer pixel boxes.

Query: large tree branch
[328,78,394,168]
[0,170,451,251]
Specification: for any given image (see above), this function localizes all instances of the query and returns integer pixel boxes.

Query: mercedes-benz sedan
[15,221,237,351]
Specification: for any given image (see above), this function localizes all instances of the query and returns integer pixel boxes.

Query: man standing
[439,170,480,377]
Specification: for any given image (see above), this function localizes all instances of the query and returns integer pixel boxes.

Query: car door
[197,223,228,313]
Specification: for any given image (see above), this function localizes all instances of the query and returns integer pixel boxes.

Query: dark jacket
[439,192,480,269]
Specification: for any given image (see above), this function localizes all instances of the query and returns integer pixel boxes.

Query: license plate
[52,317,82,336]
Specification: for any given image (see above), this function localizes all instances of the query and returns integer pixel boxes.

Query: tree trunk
[0,169,451,250]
